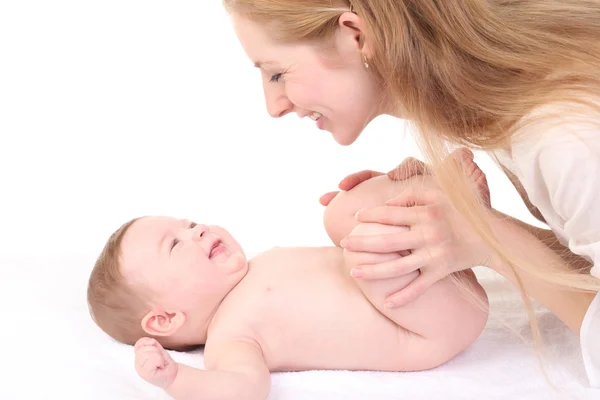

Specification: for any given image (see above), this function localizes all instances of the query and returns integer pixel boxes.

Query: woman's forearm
[492,212,593,269]
[487,210,596,334]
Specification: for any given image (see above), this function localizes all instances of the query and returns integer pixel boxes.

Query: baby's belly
[262,306,405,373]
[246,250,407,372]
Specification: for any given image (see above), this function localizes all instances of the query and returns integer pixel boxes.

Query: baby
[87,174,489,400]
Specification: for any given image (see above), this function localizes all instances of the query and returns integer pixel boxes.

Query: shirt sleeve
[513,116,600,278]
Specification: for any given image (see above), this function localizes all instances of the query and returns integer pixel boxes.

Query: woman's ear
[141,309,186,337]
[337,11,374,58]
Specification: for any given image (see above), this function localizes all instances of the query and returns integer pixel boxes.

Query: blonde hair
[223,0,600,346]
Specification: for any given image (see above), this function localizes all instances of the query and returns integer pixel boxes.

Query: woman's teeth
[308,112,322,121]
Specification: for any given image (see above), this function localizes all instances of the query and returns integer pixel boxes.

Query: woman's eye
[270,73,282,83]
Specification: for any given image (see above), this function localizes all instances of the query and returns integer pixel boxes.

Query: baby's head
[87,216,248,350]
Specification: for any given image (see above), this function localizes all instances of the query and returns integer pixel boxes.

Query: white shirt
[488,100,600,387]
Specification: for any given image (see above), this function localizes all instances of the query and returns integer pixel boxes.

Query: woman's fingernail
[351,268,363,278]
[340,238,347,247]
[384,301,396,309]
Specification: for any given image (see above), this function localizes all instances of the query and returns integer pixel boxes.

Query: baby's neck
[203,259,254,341]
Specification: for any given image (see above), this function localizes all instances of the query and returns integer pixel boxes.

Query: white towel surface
[2,254,598,400]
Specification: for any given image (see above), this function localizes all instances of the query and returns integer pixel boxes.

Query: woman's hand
[319,157,431,206]
[341,149,492,307]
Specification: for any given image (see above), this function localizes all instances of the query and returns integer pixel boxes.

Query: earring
[362,54,370,69]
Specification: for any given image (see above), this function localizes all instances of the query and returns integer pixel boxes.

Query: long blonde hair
[223,0,600,343]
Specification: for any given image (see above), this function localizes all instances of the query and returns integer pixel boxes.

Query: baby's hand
[134,338,179,389]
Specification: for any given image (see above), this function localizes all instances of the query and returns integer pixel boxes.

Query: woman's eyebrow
[254,60,277,68]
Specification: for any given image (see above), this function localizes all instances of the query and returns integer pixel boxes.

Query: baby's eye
[189,222,197,229]
[270,73,282,83]
[171,238,180,250]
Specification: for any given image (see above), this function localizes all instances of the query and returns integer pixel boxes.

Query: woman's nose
[264,86,293,118]
[267,98,293,118]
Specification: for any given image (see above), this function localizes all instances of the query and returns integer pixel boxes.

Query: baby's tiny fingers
[134,337,156,350]
[137,348,161,364]
[141,352,163,370]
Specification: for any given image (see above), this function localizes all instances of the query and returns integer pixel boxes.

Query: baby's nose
[192,224,209,238]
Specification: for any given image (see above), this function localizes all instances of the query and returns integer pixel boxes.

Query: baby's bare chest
[210,248,403,372]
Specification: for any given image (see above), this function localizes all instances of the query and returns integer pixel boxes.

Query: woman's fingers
[341,230,424,253]
[355,205,426,226]
[338,170,384,191]
[384,270,442,308]
[319,191,339,206]
[386,186,442,207]
[351,253,423,280]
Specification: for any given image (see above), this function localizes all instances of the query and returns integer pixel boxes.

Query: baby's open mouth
[209,240,225,259]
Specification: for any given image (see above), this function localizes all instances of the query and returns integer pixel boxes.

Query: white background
[4,3,592,400]
[0,0,542,259]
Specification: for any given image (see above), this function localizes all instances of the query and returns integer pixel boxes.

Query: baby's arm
[134,337,270,400]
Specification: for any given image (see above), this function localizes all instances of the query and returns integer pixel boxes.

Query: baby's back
[207,246,407,372]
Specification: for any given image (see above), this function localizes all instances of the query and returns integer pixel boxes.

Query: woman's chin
[332,129,362,146]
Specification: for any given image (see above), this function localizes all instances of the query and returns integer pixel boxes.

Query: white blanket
[2,254,598,400]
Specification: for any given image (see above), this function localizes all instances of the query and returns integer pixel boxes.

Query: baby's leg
[344,223,419,311]
[345,222,489,370]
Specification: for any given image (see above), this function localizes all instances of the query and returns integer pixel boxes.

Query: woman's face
[232,13,387,146]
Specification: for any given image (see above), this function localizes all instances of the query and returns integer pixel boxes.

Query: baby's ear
[141,309,186,337]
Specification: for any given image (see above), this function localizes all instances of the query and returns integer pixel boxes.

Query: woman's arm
[494,211,593,271]
[488,210,596,334]
[489,108,600,333]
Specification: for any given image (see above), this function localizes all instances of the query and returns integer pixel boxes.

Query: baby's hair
[87,217,205,352]
[86,217,149,346]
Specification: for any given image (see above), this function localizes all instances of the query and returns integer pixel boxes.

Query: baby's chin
[216,251,248,277]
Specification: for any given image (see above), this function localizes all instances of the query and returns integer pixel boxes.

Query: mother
[223,0,600,385]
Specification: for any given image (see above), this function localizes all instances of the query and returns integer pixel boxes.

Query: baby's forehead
[120,217,172,277]
[123,217,170,248]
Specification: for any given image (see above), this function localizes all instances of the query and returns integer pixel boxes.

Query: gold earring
[362,54,370,69]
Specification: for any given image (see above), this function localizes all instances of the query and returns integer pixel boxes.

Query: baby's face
[120,216,248,314]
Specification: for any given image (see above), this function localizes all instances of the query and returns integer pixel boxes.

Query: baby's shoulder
[206,303,257,346]
[203,328,263,369]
